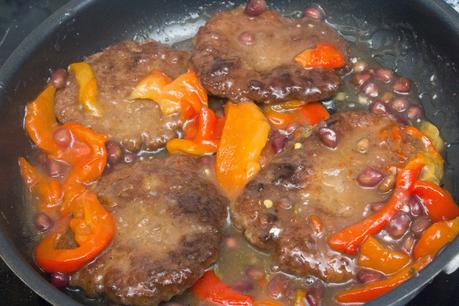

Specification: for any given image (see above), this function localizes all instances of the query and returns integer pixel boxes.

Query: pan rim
[0,0,458,305]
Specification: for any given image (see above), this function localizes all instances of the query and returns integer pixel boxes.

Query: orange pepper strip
[129,70,180,114]
[216,102,270,198]
[24,85,60,154]
[35,190,114,273]
[403,126,442,161]
[358,236,410,274]
[254,301,283,306]
[265,109,296,129]
[192,270,253,306]
[69,62,102,117]
[18,157,63,216]
[299,103,330,125]
[167,139,217,156]
[329,156,424,254]
[295,43,346,69]
[336,256,432,304]
[413,216,459,259]
[412,181,459,222]
[163,69,208,115]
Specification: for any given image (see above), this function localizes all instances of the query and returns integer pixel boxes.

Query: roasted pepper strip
[329,157,424,254]
[69,62,102,116]
[413,216,459,259]
[265,102,329,129]
[192,270,253,306]
[24,85,60,154]
[295,43,345,69]
[413,181,459,222]
[216,102,270,198]
[167,139,217,156]
[129,70,179,114]
[336,256,432,304]
[18,157,63,216]
[35,190,114,273]
[358,236,410,274]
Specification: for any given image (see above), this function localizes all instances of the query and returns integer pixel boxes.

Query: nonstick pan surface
[1,1,459,305]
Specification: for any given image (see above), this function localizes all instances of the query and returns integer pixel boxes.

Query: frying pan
[0,0,459,305]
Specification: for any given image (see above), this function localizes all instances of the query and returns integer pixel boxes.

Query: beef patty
[192,6,347,104]
[70,156,228,306]
[232,112,429,282]
[55,40,190,152]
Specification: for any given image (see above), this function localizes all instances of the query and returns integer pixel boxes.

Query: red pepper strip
[24,85,60,154]
[413,216,459,259]
[192,270,253,306]
[413,181,459,222]
[299,103,330,125]
[329,156,424,254]
[336,256,432,304]
[35,190,114,273]
[295,43,346,69]
[18,157,63,216]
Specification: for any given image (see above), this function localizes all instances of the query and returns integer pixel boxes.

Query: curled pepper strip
[413,216,459,259]
[336,256,432,304]
[358,236,410,275]
[35,190,114,273]
[21,85,113,273]
[216,102,270,199]
[329,156,424,254]
[265,102,330,129]
[69,62,102,117]
[18,157,63,217]
[295,43,345,69]
[413,181,459,222]
[192,270,253,306]
[24,85,59,154]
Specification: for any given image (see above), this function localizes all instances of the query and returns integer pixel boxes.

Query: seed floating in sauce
[34,213,53,232]
[353,60,368,73]
[123,151,136,164]
[50,69,68,89]
[239,31,255,45]
[53,127,71,147]
[393,77,412,93]
[245,0,267,17]
[106,141,122,165]
[224,236,237,249]
[49,272,69,288]
[411,216,432,237]
[357,166,384,187]
[378,172,395,193]
[356,269,384,284]
[386,211,412,239]
[362,82,379,98]
[355,137,369,154]
[318,127,338,149]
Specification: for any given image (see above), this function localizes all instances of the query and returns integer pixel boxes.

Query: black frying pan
[1,0,459,305]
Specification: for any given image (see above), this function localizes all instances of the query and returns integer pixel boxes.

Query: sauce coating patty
[192,6,347,104]
[70,156,228,305]
[55,40,190,152]
[232,112,428,282]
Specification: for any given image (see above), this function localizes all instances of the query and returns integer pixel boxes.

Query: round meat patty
[55,40,190,152]
[232,112,430,283]
[192,5,348,104]
[70,156,228,306]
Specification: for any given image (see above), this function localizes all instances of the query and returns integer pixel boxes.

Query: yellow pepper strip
[166,139,216,156]
[413,216,459,259]
[358,236,410,274]
[69,62,102,117]
[215,102,270,199]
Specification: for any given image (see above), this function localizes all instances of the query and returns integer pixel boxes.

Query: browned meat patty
[55,40,190,152]
[70,156,228,306]
[192,6,348,104]
[232,112,428,283]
